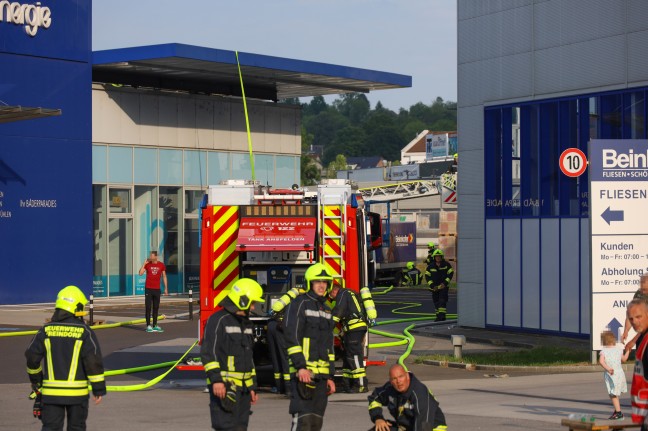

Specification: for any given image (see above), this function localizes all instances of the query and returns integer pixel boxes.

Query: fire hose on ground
[8,287,455,390]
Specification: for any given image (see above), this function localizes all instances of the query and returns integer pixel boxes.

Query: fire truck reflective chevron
[322,205,344,286]
[199,179,379,384]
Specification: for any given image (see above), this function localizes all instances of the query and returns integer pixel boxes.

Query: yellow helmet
[55,285,88,316]
[304,263,333,293]
[406,262,415,270]
[227,278,265,310]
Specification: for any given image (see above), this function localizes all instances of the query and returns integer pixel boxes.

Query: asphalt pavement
[0,289,620,431]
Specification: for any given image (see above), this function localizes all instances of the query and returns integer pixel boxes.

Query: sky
[92,0,457,112]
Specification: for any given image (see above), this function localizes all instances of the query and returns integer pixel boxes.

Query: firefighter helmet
[227,278,265,311]
[427,242,436,249]
[432,249,444,258]
[55,285,88,317]
[406,262,415,270]
[305,263,333,293]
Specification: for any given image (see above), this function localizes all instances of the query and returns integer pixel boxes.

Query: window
[159,187,182,294]
[93,145,107,183]
[159,149,183,185]
[108,188,132,214]
[134,148,158,184]
[108,146,133,184]
[184,150,207,186]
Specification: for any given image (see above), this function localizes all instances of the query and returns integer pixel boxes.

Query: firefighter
[368,364,447,431]
[328,282,368,393]
[25,285,106,430]
[268,286,305,396]
[200,278,265,431]
[425,249,454,322]
[284,263,336,431]
[400,262,422,287]
[424,243,437,265]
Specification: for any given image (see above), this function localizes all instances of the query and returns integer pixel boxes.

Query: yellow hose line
[0,315,166,338]
[367,292,458,370]
[235,50,256,181]
[105,340,198,392]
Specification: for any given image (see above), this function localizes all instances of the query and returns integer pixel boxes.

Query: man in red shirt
[139,251,168,332]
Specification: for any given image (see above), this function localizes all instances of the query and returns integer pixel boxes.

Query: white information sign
[590,140,648,350]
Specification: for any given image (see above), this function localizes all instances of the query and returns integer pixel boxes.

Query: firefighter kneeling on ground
[328,281,375,394]
[25,285,106,430]
[425,249,454,322]
[368,364,447,431]
[267,286,306,396]
[400,262,422,287]
[284,263,336,431]
[200,278,265,431]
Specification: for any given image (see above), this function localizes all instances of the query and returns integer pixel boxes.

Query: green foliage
[300,127,320,186]
[300,93,457,166]
[326,154,348,179]
[415,346,590,366]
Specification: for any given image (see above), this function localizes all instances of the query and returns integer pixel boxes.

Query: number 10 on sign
[559,148,588,177]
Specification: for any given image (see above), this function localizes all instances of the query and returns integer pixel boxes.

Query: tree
[326,154,348,179]
[304,110,350,149]
[303,96,328,117]
[333,93,370,125]
[323,126,367,165]
[300,126,320,186]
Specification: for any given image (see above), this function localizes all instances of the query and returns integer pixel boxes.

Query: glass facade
[92,145,299,297]
[484,86,648,334]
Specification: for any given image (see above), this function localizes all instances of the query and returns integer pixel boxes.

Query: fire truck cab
[199,179,379,378]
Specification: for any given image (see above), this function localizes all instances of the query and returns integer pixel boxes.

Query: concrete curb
[420,359,634,373]
[410,328,535,349]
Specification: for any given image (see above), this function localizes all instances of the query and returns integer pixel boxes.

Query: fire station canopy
[236,217,317,252]
[92,43,412,101]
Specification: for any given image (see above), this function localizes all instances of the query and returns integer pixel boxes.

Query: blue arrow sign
[607,318,623,341]
[601,207,624,225]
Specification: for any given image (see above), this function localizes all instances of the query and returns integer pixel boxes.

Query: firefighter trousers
[41,399,89,431]
[289,378,328,431]
[342,329,367,389]
[208,385,251,431]
[267,319,291,392]
[432,287,448,320]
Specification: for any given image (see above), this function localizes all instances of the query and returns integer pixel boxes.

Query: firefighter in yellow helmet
[328,280,369,393]
[283,263,336,431]
[424,243,437,265]
[400,261,422,287]
[267,284,306,396]
[25,285,106,429]
[425,249,454,322]
[200,278,265,431]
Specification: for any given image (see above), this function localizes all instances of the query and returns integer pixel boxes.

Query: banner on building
[389,165,420,181]
[448,133,457,156]
[426,133,449,159]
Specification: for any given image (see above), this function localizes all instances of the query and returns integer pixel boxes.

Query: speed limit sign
[559,148,587,177]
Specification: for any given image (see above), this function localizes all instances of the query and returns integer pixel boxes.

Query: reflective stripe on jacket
[332,288,367,332]
[25,310,106,404]
[284,291,335,377]
[200,304,257,390]
[368,372,447,431]
[425,260,454,288]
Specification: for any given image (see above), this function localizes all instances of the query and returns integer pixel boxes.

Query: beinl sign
[0,1,52,37]
[590,140,648,350]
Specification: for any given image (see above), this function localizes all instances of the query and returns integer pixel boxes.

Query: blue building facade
[457,0,648,337]
[0,0,92,303]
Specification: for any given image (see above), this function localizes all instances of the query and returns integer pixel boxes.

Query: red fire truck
[198,179,380,379]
